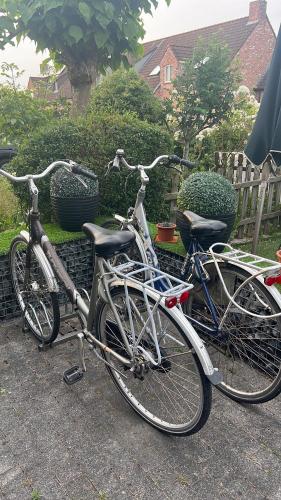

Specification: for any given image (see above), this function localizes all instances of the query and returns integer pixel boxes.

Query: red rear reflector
[165,291,190,309]
[165,297,177,308]
[179,291,190,304]
[264,275,281,286]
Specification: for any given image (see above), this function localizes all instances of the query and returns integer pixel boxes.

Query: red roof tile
[139,16,257,89]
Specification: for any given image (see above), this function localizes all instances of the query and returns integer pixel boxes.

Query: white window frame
[164,65,172,83]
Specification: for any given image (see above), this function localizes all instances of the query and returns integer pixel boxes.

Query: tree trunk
[67,61,97,116]
[183,140,190,160]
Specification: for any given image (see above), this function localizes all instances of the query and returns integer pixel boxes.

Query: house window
[164,65,172,83]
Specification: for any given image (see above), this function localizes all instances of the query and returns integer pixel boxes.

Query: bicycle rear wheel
[188,262,281,403]
[10,235,60,344]
[96,286,212,436]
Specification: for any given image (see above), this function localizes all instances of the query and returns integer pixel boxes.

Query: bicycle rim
[188,262,281,403]
[10,236,60,343]
[97,286,211,436]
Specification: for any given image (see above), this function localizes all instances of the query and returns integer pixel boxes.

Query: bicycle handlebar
[0,160,97,184]
[71,164,98,181]
[112,149,196,172]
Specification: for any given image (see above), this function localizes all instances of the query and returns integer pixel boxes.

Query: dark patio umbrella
[245,25,281,167]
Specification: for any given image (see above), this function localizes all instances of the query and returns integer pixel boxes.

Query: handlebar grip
[180,158,196,168]
[168,155,196,168]
[72,164,98,180]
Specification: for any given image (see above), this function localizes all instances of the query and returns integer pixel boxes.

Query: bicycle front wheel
[96,286,212,436]
[10,235,60,344]
[188,262,281,403]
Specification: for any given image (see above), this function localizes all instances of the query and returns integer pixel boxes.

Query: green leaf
[95,30,108,48]
[68,25,83,43]
[78,2,92,24]
[96,12,110,29]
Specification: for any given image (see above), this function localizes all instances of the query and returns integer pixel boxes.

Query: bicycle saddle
[182,211,227,236]
[83,223,135,258]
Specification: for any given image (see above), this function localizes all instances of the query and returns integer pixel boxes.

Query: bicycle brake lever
[62,165,88,188]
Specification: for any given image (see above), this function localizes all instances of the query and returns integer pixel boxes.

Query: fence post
[251,162,270,254]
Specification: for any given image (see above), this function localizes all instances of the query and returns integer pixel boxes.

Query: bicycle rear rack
[111,257,193,299]
[209,243,281,277]
[208,243,281,321]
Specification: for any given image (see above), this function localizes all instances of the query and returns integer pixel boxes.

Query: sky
[0,0,280,88]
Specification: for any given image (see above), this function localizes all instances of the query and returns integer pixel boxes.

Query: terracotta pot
[156,223,176,242]
[276,249,281,263]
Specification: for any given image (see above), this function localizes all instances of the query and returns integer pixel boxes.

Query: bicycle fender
[110,278,221,384]
[203,258,281,309]
[19,230,59,293]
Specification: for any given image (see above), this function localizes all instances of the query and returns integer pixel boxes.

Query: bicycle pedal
[63,366,84,385]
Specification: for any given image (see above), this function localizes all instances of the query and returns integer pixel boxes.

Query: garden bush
[10,113,173,222]
[177,171,237,217]
[0,177,20,231]
[88,69,165,124]
[0,86,61,146]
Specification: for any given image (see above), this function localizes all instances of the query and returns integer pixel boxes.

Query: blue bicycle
[103,149,281,404]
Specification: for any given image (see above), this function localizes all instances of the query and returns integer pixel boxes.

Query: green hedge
[10,113,173,222]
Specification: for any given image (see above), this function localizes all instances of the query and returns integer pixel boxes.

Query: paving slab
[0,319,280,500]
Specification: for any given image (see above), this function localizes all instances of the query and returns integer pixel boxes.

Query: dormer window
[149,65,160,76]
[164,65,172,83]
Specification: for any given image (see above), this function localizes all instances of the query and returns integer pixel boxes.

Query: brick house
[28,0,275,102]
[136,0,276,100]
[27,68,72,100]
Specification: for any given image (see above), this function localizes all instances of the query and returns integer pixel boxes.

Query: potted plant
[156,222,177,242]
[176,171,237,251]
[50,166,99,231]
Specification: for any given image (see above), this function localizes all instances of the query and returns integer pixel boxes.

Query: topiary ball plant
[176,171,237,251]
[50,166,99,232]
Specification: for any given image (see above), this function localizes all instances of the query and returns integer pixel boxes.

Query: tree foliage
[89,69,165,124]
[0,0,170,113]
[0,86,56,146]
[196,86,259,169]
[167,36,240,158]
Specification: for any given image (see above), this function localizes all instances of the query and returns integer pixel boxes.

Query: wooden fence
[165,152,281,253]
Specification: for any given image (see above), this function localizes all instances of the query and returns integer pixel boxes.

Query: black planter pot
[176,210,236,253]
[51,195,99,232]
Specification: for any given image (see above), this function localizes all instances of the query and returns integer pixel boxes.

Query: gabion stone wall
[0,238,184,322]
[0,238,94,321]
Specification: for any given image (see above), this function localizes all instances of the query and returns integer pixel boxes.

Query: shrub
[177,172,237,217]
[10,113,173,222]
[50,166,99,198]
[88,69,165,124]
[0,177,20,231]
[0,87,59,146]
[195,86,259,169]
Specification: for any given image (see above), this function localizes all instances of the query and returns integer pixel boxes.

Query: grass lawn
[0,216,109,256]
[1,219,280,263]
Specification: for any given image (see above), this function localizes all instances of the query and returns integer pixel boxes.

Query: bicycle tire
[10,235,60,344]
[96,285,212,436]
[187,261,281,404]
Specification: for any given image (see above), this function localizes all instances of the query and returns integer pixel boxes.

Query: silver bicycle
[0,158,221,436]
[102,149,281,404]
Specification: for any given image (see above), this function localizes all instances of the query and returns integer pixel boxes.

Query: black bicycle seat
[182,211,227,237]
[83,223,135,258]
